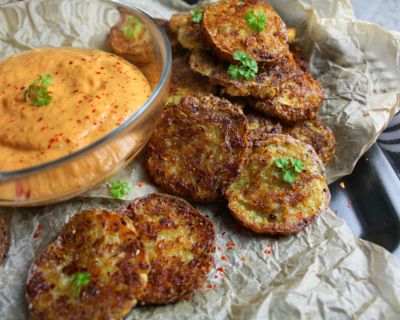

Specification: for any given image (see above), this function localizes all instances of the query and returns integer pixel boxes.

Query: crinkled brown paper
[0,0,400,319]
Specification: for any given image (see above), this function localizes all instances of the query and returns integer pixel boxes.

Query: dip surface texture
[0,48,151,171]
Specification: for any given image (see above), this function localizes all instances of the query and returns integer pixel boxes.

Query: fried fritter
[167,53,217,104]
[252,70,323,123]
[177,16,208,50]
[109,10,153,65]
[247,112,282,146]
[124,193,215,305]
[202,0,288,62]
[190,49,324,123]
[190,49,299,98]
[284,120,336,165]
[26,209,149,320]
[147,95,250,201]
[156,18,185,56]
[226,134,330,235]
[169,13,191,34]
[0,215,8,264]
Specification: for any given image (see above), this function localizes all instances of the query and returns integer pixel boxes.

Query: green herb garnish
[191,9,203,23]
[24,73,54,107]
[228,51,258,81]
[71,272,90,297]
[122,15,143,40]
[274,157,305,184]
[245,9,266,32]
[110,180,131,199]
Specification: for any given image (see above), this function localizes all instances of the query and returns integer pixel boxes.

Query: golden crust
[156,18,185,56]
[26,210,149,320]
[167,53,217,104]
[177,17,208,50]
[169,13,191,34]
[252,69,324,123]
[124,193,215,305]
[146,95,250,201]
[109,10,154,65]
[284,120,336,165]
[225,134,330,235]
[246,112,282,146]
[202,0,288,62]
[189,49,323,123]
[0,215,8,264]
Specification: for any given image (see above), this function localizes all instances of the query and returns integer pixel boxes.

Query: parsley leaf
[110,180,131,199]
[24,73,54,107]
[245,9,266,32]
[122,15,144,40]
[71,272,90,297]
[228,51,258,81]
[274,157,305,184]
[191,9,203,23]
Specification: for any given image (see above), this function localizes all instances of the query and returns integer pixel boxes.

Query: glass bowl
[0,0,171,206]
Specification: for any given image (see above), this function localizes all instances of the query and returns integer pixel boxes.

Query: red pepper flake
[96,72,101,75]
[242,256,247,263]
[226,241,236,250]
[216,267,225,275]
[207,284,213,289]
[217,246,221,251]
[297,212,303,219]
[20,86,25,91]
[33,224,43,239]
[37,117,43,122]
[264,249,272,255]
[85,116,90,120]
[138,182,143,188]
[92,109,96,113]
[69,61,73,64]
[214,275,218,279]
[221,256,228,262]
[213,284,218,288]
[40,126,48,131]
[72,89,79,93]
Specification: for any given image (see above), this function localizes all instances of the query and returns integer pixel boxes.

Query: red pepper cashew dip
[0,48,152,202]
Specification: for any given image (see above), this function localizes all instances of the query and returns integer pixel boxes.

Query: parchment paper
[1,0,400,319]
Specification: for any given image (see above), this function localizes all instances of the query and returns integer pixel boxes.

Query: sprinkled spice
[226,241,236,250]
[221,256,228,262]
[242,256,247,263]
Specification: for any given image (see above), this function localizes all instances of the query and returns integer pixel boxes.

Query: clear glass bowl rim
[0,0,172,181]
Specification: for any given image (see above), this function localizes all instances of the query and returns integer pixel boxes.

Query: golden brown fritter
[190,49,323,123]
[202,0,288,62]
[225,134,330,235]
[169,13,191,34]
[146,95,250,201]
[167,53,217,104]
[190,49,299,98]
[247,112,282,146]
[252,70,323,123]
[284,120,336,165]
[109,10,153,65]
[0,215,8,264]
[156,18,185,56]
[26,210,149,320]
[124,193,215,305]
[177,17,208,50]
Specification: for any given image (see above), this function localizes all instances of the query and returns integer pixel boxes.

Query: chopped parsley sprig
[110,180,131,199]
[228,51,258,81]
[191,9,203,23]
[24,73,54,107]
[122,15,144,40]
[245,9,266,32]
[71,272,90,297]
[274,157,305,184]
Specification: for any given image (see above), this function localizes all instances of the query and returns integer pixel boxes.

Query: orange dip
[0,47,151,172]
